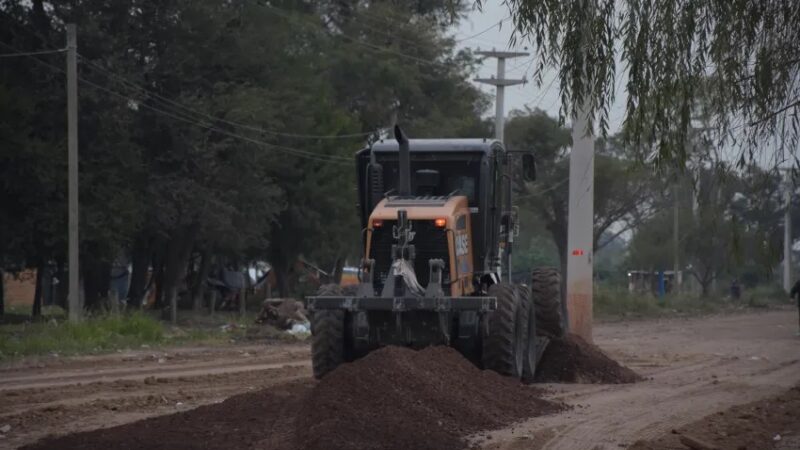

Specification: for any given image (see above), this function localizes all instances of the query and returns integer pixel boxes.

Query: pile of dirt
[24,346,563,450]
[535,333,641,384]
[296,346,564,450]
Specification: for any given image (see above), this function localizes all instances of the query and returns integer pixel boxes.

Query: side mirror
[522,153,536,181]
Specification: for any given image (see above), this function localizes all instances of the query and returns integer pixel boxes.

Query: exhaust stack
[394,125,411,196]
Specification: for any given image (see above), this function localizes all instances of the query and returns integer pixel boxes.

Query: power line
[517,176,570,199]
[0,40,353,164]
[525,73,558,110]
[76,55,378,140]
[78,76,353,164]
[455,16,511,43]
[0,47,65,57]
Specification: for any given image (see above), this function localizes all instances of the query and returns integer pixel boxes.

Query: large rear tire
[311,284,347,379]
[482,283,528,379]
[532,268,563,338]
[519,284,538,383]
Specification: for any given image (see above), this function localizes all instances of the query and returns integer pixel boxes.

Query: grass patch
[0,312,168,360]
[0,312,166,359]
[594,284,792,321]
[0,308,304,361]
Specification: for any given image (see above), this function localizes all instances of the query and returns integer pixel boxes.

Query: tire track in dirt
[0,343,311,449]
[479,310,800,450]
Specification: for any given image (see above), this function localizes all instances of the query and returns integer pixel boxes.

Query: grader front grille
[369,220,451,295]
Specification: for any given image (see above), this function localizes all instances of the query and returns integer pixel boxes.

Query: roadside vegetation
[0,308,275,361]
[594,284,792,321]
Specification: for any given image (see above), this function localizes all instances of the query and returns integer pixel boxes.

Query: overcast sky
[453,3,628,134]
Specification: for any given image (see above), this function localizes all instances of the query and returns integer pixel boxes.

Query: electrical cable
[0,47,65,57]
[0,40,353,164]
[77,55,378,140]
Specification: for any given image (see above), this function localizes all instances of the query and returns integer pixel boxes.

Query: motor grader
[307,126,563,381]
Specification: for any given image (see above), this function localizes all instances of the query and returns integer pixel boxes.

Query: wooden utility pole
[66,23,81,322]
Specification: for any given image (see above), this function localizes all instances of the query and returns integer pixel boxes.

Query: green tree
[505,108,658,277]
[489,0,800,165]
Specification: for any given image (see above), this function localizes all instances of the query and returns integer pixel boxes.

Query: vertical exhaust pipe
[394,125,411,196]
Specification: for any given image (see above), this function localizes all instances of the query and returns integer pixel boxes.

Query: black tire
[482,283,528,379]
[519,284,538,383]
[532,268,564,338]
[311,284,346,379]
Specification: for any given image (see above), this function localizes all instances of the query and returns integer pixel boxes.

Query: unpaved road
[1,309,798,450]
[0,343,311,449]
[481,308,800,450]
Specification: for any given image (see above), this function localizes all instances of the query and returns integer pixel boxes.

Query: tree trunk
[332,257,344,285]
[32,261,44,318]
[54,259,67,309]
[160,224,199,316]
[82,258,111,311]
[192,250,213,312]
[128,236,151,309]
[0,268,5,318]
[275,267,290,298]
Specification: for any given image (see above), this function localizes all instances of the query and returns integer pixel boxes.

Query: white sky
[453,2,628,134]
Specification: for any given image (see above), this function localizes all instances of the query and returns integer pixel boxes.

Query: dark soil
[24,346,563,450]
[297,346,564,450]
[629,385,800,450]
[535,333,641,384]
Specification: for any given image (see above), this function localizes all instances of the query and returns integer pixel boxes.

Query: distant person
[790,279,800,336]
[730,279,741,300]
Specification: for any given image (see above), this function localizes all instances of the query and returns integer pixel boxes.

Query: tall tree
[505,109,658,277]
[490,0,800,166]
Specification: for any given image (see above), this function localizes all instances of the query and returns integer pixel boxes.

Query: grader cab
[307,126,563,381]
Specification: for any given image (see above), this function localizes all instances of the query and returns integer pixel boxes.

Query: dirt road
[481,308,800,449]
[1,309,798,449]
[0,343,311,449]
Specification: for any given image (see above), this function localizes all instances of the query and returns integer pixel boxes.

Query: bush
[593,282,791,321]
[594,286,661,319]
[744,284,792,307]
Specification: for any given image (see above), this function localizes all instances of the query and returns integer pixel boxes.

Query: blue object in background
[657,270,666,299]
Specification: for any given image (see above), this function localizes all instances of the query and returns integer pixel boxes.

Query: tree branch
[749,98,800,127]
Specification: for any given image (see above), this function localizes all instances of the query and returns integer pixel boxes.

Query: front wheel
[482,283,528,379]
[310,284,347,379]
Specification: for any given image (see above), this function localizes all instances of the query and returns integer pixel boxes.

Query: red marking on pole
[572,249,584,256]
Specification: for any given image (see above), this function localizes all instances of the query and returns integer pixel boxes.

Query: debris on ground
[535,333,641,384]
[255,299,308,330]
[22,346,564,450]
[629,385,800,450]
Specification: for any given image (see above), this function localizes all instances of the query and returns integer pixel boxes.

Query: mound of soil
[25,346,563,450]
[297,346,564,450]
[535,333,641,384]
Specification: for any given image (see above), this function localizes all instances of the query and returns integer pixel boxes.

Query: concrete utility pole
[784,169,792,293]
[66,23,81,322]
[566,103,595,342]
[474,50,528,142]
[565,10,596,342]
[475,50,528,283]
